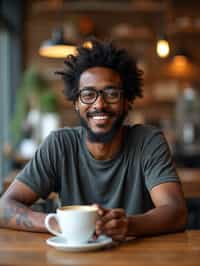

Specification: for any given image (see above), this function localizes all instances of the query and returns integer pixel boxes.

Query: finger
[96,210,125,232]
[95,216,119,233]
[96,208,126,236]
[105,227,124,236]
[96,219,127,237]
[95,219,104,236]
[101,209,126,223]
[104,217,128,238]
[92,203,109,216]
[104,227,127,241]
[95,224,122,238]
[95,208,110,235]
[103,218,127,230]
[112,234,126,241]
[92,231,98,240]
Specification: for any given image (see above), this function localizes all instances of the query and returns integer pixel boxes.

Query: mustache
[86,109,115,118]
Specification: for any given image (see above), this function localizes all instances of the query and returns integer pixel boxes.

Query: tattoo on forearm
[3,201,34,229]
[16,212,34,228]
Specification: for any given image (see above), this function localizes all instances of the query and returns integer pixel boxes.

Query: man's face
[75,67,128,143]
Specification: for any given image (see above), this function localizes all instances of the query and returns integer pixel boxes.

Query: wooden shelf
[134,97,175,109]
[168,25,200,36]
[111,25,154,41]
[32,0,167,14]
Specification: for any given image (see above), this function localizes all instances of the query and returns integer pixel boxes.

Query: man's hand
[93,183,187,239]
[95,205,128,241]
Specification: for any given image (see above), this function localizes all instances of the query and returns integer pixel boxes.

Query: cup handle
[45,213,62,237]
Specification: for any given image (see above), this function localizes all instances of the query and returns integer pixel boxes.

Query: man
[0,39,187,240]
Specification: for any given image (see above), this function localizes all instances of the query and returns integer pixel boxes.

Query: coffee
[45,205,98,245]
[59,205,97,211]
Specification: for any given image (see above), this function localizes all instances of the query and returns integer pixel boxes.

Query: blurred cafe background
[1,0,200,227]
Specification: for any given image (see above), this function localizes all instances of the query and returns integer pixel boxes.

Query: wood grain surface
[0,229,200,266]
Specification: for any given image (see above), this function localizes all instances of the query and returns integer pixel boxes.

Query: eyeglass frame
[77,86,124,104]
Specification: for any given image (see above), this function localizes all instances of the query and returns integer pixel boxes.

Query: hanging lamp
[156,10,170,59]
[156,34,170,58]
[171,48,191,70]
[39,28,77,59]
[165,47,199,80]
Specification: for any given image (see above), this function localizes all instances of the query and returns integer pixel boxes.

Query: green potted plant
[11,65,59,150]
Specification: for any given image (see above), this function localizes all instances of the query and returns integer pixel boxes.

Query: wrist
[126,216,132,237]
[126,216,138,237]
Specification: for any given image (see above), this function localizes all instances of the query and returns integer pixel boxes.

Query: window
[0,27,11,192]
[0,1,22,193]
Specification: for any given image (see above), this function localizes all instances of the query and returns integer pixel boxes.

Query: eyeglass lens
[79,87,122,104]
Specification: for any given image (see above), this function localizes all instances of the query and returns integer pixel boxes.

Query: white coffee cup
[45,205,98,245]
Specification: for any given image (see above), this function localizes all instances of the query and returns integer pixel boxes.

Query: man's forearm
[127,205,187,238]
[0,198,47,232]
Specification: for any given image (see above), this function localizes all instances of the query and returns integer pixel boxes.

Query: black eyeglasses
[78,86,124,104]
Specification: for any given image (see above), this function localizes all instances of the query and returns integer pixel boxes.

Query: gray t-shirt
[16,124,179,215]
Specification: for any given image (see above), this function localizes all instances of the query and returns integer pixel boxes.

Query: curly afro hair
[57,38,143,102]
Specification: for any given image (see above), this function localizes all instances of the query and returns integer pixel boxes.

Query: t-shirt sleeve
[141,129,180,191]
[16,132,61,199]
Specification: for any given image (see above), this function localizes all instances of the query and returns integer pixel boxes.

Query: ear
[74,101,79,112]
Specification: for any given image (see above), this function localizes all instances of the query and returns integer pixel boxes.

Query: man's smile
[92,115,109,120]
[86,110,115,127]
[90,117,111,129]
[87,110,115,118]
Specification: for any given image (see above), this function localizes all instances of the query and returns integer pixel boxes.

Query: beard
[77,109,127,143]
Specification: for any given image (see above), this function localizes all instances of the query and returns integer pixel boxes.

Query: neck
[85,127,126,160]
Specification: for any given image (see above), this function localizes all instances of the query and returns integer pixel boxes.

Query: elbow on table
[174,203,188,232]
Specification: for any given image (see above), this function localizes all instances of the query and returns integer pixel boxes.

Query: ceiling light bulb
[156,39,170,58]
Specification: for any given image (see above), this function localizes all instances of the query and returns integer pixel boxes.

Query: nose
[93,93,107,109]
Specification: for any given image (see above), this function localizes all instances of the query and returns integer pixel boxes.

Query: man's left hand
[95,205,128,241]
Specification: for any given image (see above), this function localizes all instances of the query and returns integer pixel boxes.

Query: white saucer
[46,235,113,252]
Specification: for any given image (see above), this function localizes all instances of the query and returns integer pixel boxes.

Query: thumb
[92,203,107,216]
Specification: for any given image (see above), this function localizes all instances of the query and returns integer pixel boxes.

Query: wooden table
[0,229,200,266]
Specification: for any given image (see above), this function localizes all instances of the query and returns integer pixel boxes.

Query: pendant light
[172,48,190,70]
[156,34,170,58]
[156,11,170,58]
[39,28,77,58]
[165,47,199,80]
[38,0,77,59]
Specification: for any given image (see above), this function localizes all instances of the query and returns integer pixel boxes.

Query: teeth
[92,116,108,120]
